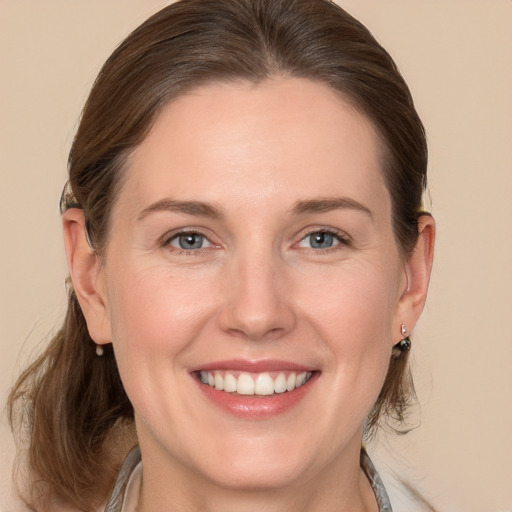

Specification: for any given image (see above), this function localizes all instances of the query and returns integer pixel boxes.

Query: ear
[62,209,111,345]
[393,214,435,341]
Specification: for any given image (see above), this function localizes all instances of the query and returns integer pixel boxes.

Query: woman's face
[94,78,411,490]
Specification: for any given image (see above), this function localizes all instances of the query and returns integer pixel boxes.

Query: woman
[8,0,435,511]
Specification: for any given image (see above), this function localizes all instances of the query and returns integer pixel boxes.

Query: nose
[218,249,297,341]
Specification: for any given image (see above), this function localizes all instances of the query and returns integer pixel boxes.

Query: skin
[64,77,435,512]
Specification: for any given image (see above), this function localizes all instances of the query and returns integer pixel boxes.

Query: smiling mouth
[198,370,313,396]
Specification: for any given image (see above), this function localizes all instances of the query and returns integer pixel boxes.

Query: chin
[202,454,310,491]
[185,427,334,492]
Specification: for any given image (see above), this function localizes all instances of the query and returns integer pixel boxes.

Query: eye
[298,230,342,250]
[167,232,213,250]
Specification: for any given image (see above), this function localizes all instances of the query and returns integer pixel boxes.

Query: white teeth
[286,373,296,391]
[224,373,237,392]
[254,373,274,395]
[214,373,224,391]
[199,370,312,395]
[296,372,307,387]
[274,373,287,393]
[237,373,254,395]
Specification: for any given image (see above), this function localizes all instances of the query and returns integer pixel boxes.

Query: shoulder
[101,448,142,512]
[367,449,441,512]
[385,478,438,512]
[375,462,445,512]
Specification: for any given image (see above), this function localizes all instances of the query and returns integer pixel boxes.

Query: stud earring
[96,344,104,357]
[395,324,411,352]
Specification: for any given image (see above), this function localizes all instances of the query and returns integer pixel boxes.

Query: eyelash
[161,229,215,255]
[297,228,351,253]
[160,227,351,255]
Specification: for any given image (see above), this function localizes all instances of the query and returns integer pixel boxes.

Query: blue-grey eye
[299,231,340,249]
[170,233,211,250]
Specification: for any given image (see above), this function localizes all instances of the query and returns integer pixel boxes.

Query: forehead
[121,77,389,218]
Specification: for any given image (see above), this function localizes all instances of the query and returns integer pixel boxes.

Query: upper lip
[190,359,317,373]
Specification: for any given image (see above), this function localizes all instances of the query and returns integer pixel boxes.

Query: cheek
[106,264,216,365]
[296,262,398,391]
[298,261,399,341]
[104,263,221,427]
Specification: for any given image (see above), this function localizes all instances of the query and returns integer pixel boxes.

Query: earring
[96,344,104,357]
[395,324,411,352]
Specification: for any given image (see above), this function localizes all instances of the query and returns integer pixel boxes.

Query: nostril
[221,317,294,342]
[219,305,276,337]
[218,266,297,339]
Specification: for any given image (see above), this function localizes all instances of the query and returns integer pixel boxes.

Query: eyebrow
[137,196,372,221]
[137,199,223,221]
[290,197,373,218]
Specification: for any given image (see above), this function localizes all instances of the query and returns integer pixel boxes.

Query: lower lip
[194,373,319,419]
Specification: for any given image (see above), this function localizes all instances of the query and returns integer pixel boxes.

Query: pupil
[179,234,202,249]
[311,232,333,249]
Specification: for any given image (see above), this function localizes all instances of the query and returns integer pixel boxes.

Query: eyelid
[299,226,351,241]
[168,233,213,249]
[294,226,352,250]
[157,225,351,253]
[160,227,219,251]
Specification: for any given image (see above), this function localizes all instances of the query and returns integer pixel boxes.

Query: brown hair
[8,0,427,509]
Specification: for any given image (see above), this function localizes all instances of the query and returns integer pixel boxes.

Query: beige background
[1,1,511,511]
